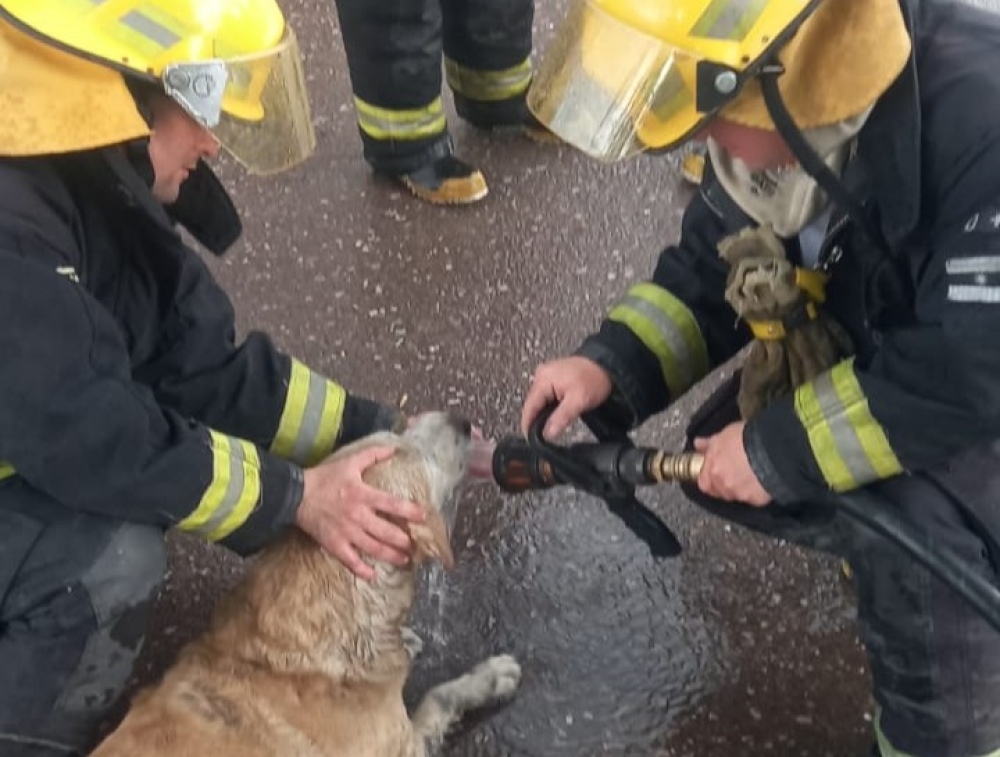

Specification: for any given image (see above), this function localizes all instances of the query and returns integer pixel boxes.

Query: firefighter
[520,0,1000,754]
[0,2,435,754]
[331,0,548,205]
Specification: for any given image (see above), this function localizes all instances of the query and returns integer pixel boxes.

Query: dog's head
[362,411,472,570]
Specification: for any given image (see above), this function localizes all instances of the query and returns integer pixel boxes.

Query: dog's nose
[446,411,472,437]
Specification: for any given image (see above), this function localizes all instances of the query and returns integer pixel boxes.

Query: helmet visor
[165,28,315,175]
[528,0,709,162]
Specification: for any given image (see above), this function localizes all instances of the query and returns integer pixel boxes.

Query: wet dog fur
[91,412,520,757]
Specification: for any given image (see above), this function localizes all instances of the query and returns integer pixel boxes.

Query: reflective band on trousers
[0,461,14,481]
[689,0,771,41]
[354,96,447,141]
[445,57,532,102]
[270,359,347,466]
[178,431,261,541]
[608,282,709,399]
[794,358,902,492]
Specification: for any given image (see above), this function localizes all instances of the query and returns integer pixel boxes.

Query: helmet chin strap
[758,64,888,253]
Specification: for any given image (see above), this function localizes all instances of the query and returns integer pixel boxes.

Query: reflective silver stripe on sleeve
[618,295,699,391]
[946,257,1000,275]
[809,370,879,485]
[290,370,330,464]
[948,285,1000,303]
[198,439,252,537]
[178,432,261,542]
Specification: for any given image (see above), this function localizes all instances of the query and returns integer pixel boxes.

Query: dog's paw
[401,627,424,660]
[470,654,521,701]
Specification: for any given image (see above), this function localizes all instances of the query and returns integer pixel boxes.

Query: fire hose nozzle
[491,436,704,492]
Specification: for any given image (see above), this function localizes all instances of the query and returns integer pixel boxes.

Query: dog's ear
[408,507,455,571]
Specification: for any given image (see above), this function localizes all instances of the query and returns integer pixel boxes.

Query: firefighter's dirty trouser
[685,381,1000,757]
[0,482,166,757]
[332,0,534,175]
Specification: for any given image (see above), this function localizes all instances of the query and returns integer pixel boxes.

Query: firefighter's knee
[0,520,167,755]
[81,522,166,635]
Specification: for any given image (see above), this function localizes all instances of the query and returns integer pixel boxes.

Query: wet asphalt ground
[122,0,876,754]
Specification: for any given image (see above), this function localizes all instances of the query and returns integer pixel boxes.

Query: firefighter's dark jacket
[0,146,395,555]
[579,0,1000,503]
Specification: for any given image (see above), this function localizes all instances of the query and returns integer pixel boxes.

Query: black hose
[835,490,1000,634]
[494,423,1000,630]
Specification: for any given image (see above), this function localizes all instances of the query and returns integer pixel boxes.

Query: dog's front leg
[410,655,521,754]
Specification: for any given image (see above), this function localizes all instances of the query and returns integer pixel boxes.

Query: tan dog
[91,411,521,757]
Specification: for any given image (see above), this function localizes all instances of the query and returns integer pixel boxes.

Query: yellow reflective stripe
[608,282,710,398]
[445,57,532,102]
[794,359,903,492]
[208,440,261,541]
[354,97,447,140]
[0,461,15,481]
[272,359,311,459]
[179,432,261,541]
[309,381,346,466]
[690,0,770,41]
[270,359,347,465]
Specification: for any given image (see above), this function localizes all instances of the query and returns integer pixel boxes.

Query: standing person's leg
[0,491,166,757]
[441,0,538,130]
[331,0,488,204]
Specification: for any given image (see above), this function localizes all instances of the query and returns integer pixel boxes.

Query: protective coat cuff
[339,395,402,447]
[575,338,642,430]
[743,420,802,505]
[747,396,831,503]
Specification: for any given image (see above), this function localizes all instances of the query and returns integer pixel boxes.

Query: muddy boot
[396,154,488,205]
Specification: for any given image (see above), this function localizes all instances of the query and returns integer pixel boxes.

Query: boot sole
[399,174,489,205]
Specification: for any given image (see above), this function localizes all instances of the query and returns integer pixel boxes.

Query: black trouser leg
[852,450,1000,757]
[0,507,166,756]
[441,0,535,126]
[332,0,451,174]
[686,445,1000,757]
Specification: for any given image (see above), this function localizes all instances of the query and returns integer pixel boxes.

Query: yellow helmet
[0,0,316,174]
[529,0,911,161]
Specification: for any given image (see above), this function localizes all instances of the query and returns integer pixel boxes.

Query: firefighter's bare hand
[296,445,425,581]
[521,356,613,439]
[693,422,772,507]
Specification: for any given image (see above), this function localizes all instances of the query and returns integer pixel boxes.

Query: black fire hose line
[833,489,1000,634]
[492,417,1000,634]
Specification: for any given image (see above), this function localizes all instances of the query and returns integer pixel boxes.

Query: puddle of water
[406,487,726,757]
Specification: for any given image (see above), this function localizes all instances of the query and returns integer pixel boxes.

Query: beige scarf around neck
[706,106,873,238]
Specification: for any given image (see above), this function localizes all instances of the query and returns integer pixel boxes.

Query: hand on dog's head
[363,411,473,570]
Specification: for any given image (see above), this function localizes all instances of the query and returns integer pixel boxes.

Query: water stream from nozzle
[425,434,499,644]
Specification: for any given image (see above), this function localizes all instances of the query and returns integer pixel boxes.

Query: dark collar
[99,144,242,255]
[100,144,179,232]
[855,0,922,249]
